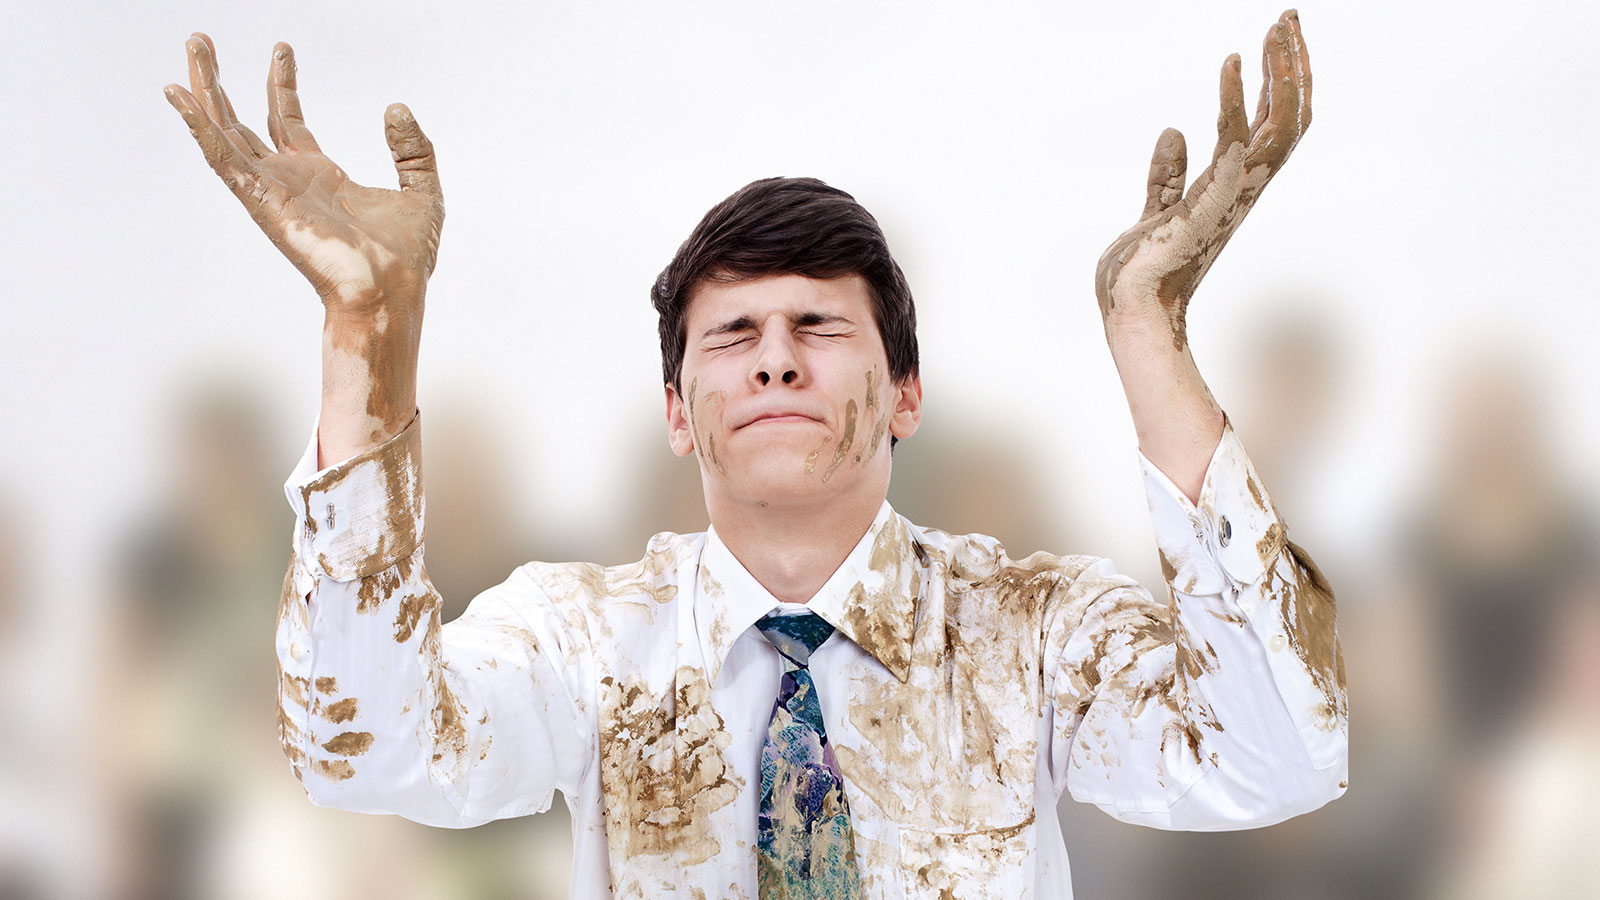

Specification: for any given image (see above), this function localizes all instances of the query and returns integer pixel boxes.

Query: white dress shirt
[276,412,1347,899]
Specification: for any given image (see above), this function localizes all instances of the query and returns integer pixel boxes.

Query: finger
[1213,53,1248,164]
[186,34,237,126]
[189,34,273,158]
[1251,25,1272,132]
[164,83,260,194]
[1142,127,1187,219]
[385,103,443,202]
[186,33,262,162]
[1246,20,1297,169]
[1284,9,1312,136]
[267,42,322,153]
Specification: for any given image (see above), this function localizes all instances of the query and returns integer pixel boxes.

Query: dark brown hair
[651,177,919,395]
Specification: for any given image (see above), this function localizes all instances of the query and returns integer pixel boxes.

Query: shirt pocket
[897,815,1034,900]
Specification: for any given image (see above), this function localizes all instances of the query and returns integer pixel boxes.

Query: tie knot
[754,611,835,668]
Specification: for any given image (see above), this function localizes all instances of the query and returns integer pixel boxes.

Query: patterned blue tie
[754,611,862,899]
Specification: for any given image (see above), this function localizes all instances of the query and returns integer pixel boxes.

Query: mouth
[737,410,821,429]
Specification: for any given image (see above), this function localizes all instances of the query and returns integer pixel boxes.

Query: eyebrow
[700,312,854,340]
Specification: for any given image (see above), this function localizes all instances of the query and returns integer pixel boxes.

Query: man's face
[665,273,922,510]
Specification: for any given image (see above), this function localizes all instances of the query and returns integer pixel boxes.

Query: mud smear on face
[804,437,834,474]
[859,368,890,466]
[820,365,891,481]
[597,667,742,880]
[686,378,726,476]
[820,400,857,483]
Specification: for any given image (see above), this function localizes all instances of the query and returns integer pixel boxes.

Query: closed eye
[708,336,754,350]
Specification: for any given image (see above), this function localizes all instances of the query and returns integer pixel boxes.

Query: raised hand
[1094,9,1311,351]
[164,34,445,461]
[163,34,444,318]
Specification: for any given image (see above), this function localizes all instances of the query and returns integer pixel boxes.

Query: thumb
[1142,127,1187,219]
[385,103,443,203]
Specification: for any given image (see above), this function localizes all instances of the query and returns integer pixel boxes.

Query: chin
[711,454,824,507]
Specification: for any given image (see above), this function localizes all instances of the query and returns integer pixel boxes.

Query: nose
[750,317,803,388]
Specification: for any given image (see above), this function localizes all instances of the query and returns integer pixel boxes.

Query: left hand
[1094,9,1311,351]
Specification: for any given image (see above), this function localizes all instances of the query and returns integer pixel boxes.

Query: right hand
[164,34,444,320]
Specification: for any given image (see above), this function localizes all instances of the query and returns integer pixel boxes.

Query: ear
[888,374,923,441]
[665,383,695,457]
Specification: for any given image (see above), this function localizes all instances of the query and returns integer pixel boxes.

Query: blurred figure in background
[423,400,560,621]
[1407,352,1597,763]
[1426,589,1600,899]
[106,378,573,899]
[107,377,288,899]
[1224,307,1342,500]
[410,398,576,900]
[1408,350,1600,898]
[1,498,53,900]
[887,413,1086,561]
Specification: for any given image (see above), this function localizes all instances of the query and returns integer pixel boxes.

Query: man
[164,9,1345,898]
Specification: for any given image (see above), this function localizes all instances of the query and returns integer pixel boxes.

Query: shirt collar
[695,500,923,686]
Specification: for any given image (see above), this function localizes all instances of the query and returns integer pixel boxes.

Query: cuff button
[1218,515,1232,547]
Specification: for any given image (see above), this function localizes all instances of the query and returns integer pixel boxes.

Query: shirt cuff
[1139,416,1280,596]
[283,411,424,582]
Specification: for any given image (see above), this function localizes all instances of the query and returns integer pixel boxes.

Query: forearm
[318,293,424,468]
[1103,307,1224,503]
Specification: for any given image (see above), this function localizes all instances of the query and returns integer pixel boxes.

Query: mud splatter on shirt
[276,413,1347,898]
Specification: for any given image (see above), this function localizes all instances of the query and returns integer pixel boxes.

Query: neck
[707,488,886,604]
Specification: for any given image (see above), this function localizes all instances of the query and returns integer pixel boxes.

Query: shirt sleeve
[1046,419,1348,831]
[276,411,597,827]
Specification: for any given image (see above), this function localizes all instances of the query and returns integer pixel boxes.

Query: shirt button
[326,504,337,530]
[1268,634,1287,653]
[290,641,308,661]
[1218,515,1232,547]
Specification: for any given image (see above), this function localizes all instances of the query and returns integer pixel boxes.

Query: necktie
[754,611,862,900]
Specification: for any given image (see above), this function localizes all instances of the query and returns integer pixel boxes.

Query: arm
[1094,10,1311,503]
[164,34,438,466]
[1047,10,1345,829]
[277,415,594,825]
[1046,423,1347,831]
[167,37,592,822]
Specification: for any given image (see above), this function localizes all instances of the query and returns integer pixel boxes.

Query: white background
[3,0,1597,895]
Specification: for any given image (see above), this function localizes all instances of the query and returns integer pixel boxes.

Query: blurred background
[3,0,1598,896]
